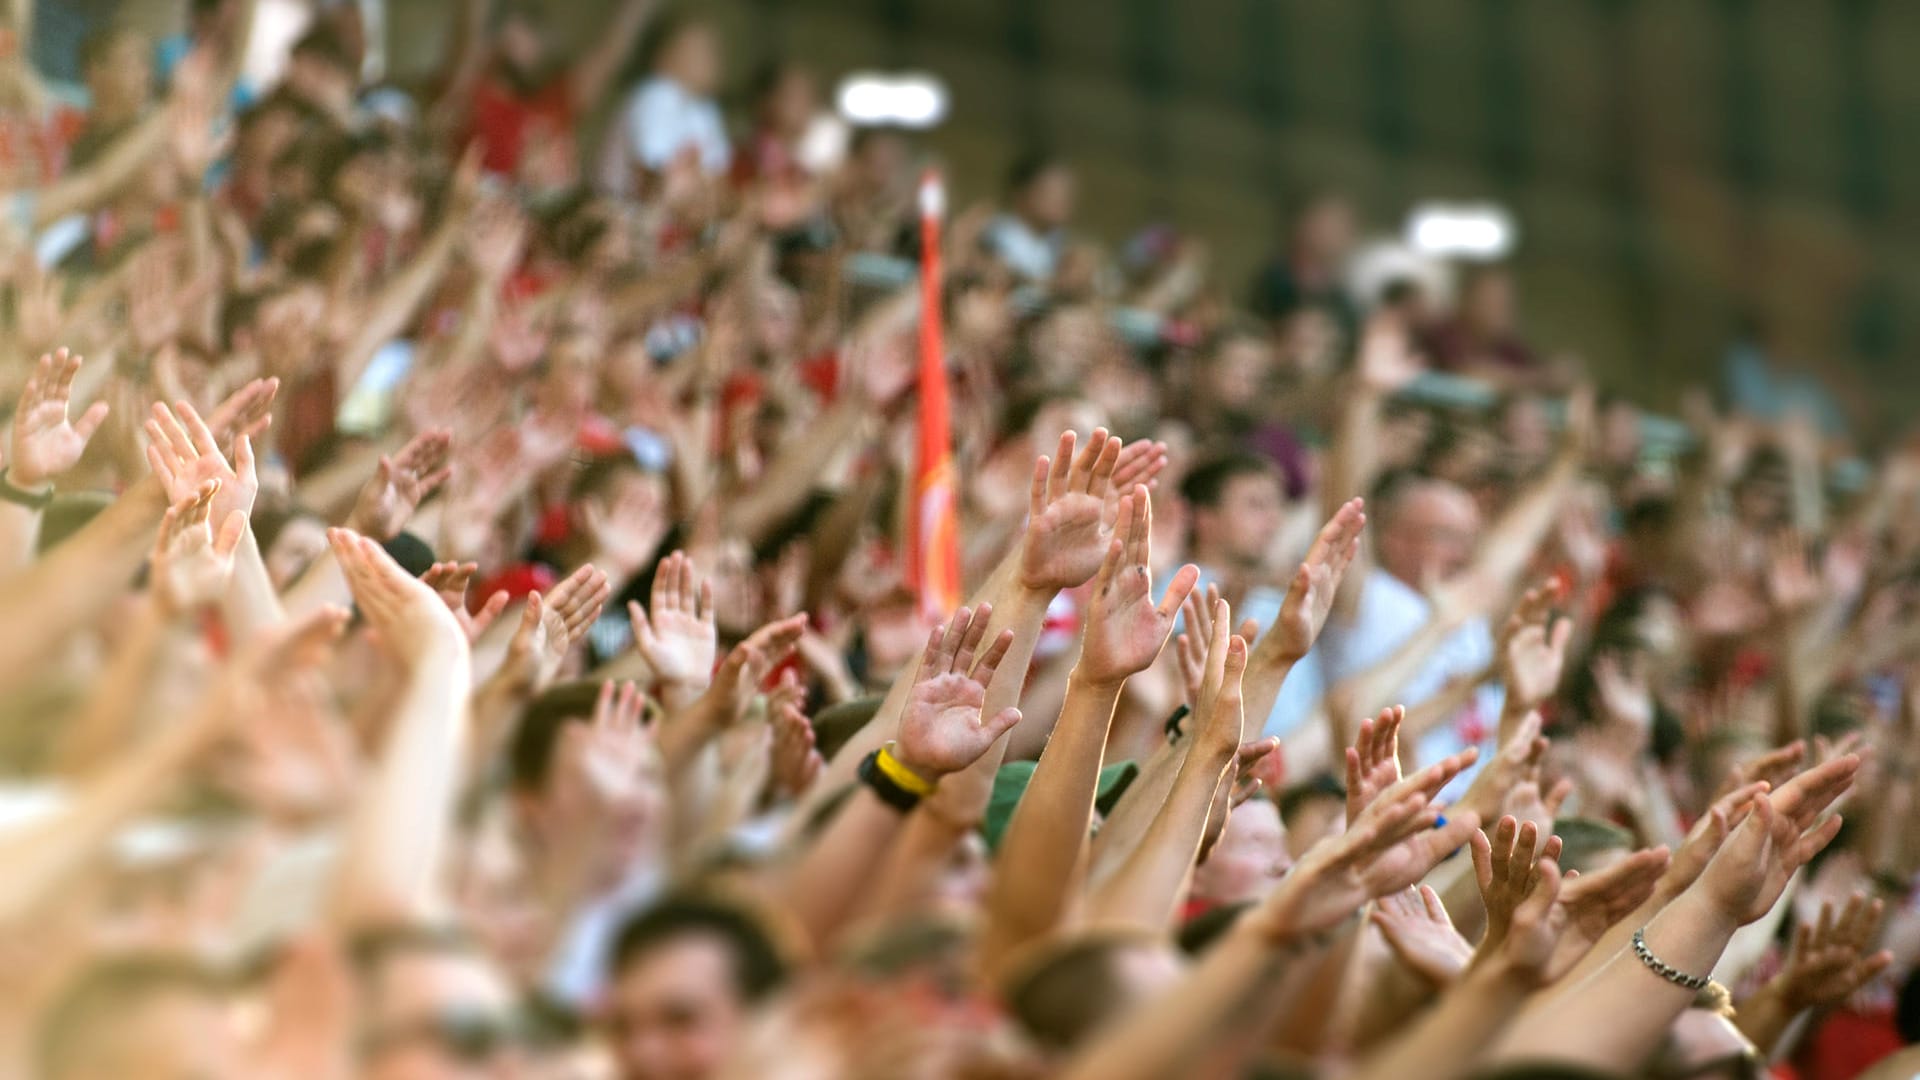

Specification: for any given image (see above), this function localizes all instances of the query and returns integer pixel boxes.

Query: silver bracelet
[1631,927,1710,991]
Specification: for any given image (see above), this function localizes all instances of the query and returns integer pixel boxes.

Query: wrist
[1068,666,1130,698]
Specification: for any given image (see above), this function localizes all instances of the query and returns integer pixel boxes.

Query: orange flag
[908,171,961,618]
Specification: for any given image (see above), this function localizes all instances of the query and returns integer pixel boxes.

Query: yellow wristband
[876,743,937,797]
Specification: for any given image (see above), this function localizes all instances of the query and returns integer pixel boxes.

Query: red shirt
[467,76,575,179]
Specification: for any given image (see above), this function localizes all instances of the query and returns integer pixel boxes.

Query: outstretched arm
[569,0,655,112]
[982,475,1198,975]
[325,531,473,928]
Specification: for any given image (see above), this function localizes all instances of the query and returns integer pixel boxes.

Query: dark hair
[1179,452,1279,511]
[507,681,606,792]
[291,23,356,73]
[1005,149,1066,196]
[609,895,788,1002]
[37,955,231,1080]
[348,922,480,974]
[1003,931,1163,1051]
[1276,772,1346,824]
[1175,901,1250,955]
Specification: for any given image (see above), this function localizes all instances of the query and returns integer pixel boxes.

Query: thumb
[985,706,1023,741]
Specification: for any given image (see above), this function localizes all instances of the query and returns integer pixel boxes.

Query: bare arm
[568,0,654,112]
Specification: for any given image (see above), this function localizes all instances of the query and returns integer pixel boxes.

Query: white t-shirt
[596,76,731,196]
[1318,567,1504,794]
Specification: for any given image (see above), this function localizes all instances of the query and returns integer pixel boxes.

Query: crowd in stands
[1,0,1917,1077]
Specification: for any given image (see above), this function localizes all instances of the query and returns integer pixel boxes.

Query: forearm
[0,477,162,688]
[982,670,1125,970]
[1494,887,1738,1070]
[0,501,41,571]
[1352,962,1533,1080]
[1327,615,1466,737]
[777,787,906,950]
[1088,736,1184,886]
[1085,740,1232,930]
[722,400,867,546]
[1468,453,1579,591]
[1240,655,1299,737]
[220,530,285,635]
[330,642,472,928]
[33,114,166,225]
[53,600,189,777]
[338,222,459,389]
[1733,981,1802,1057]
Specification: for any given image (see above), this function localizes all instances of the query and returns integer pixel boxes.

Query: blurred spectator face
[264,513,329,589]
[1018,165,1077,232]
[660,22,722,98]
[1460,268,1516,335]
[1193,799,1290,905]
[1378,480,1479,586]
[1205,335,1275,415]
[848,129,910,195]
[1029,397,1107,449]
[1600,398,1642,467]
[363,946,524,1080]
[85,30,152,121]
[762,67,817,137]
[1294,195,1355,267]
[496,15,547,81]
[607,933,750,1080]
[1283,792,1345,861]
[1192,471,1284,570]
[1275,307,1340,379]
[1499,395,1552,464]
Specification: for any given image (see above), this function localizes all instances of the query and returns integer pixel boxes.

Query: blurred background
[46,0,1920,438]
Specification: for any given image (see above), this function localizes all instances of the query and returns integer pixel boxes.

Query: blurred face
[1020,167,1077,231]
[1193,800,1291,904]
[1295,197,1355,266]
[852,131,909,193]
[496,17,546,77]
[1462,271,1515,334]
[1601,400,1642,466]
[1500,396,1552,462]
[607,935,746,1080]
[764,68,816,135]
[1377,482,1480,586]
[1193,471,1285,570]
[661,24,721,97]
[1206,338,1274,414]
[363,948,524,1080]
[265,515,329,589]
[86,34,152,120]
[1283,794,1344,860]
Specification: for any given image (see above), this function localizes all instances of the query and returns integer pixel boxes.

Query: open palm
[1080,487,1197,684]
[146,399,258,527]
[1020,429,1123,591]
[1261,497,1365,667]
[11,349,109,487]
[895,604,1021,780]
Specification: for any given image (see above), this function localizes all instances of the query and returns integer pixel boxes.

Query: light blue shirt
[597,77,732,195]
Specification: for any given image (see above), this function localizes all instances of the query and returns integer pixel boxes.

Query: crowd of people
[1,0,1918,1077]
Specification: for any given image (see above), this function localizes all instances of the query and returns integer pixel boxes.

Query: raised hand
[1345,705,1406,822]
[1079,487,1199,686]
[628,551,717,693]
[328,529,465,657]
[347,429,452,541]
[1545,846,1670,977]
[581,480,669,578]
[1498,579,1573,716]
[498,591,569,694]
[767,673,824,800]
[146,399,258,531]
[418,561,510,641]
[1695,755,1859,926]
[1256,497,1365,668]
[205,377,279,449]
[1174,583,1258,712]
[1472,815,1559,956]
[1259,749,1482,938]
[1457,709,1551,828]
[1020,429,1123,592]
[9,348,109,488]
[1192,596,1250,759]
[893,604,1022,781]
[1591,651,1653,733]
[151,479,246,615]
[546,563,613,649]
[700,613,808,725]
[578,680,652,795]
[1770,892,1893,1010]
[1373,885,1474,987]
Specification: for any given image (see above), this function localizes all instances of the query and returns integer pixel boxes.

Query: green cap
[982,759,1139,853]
